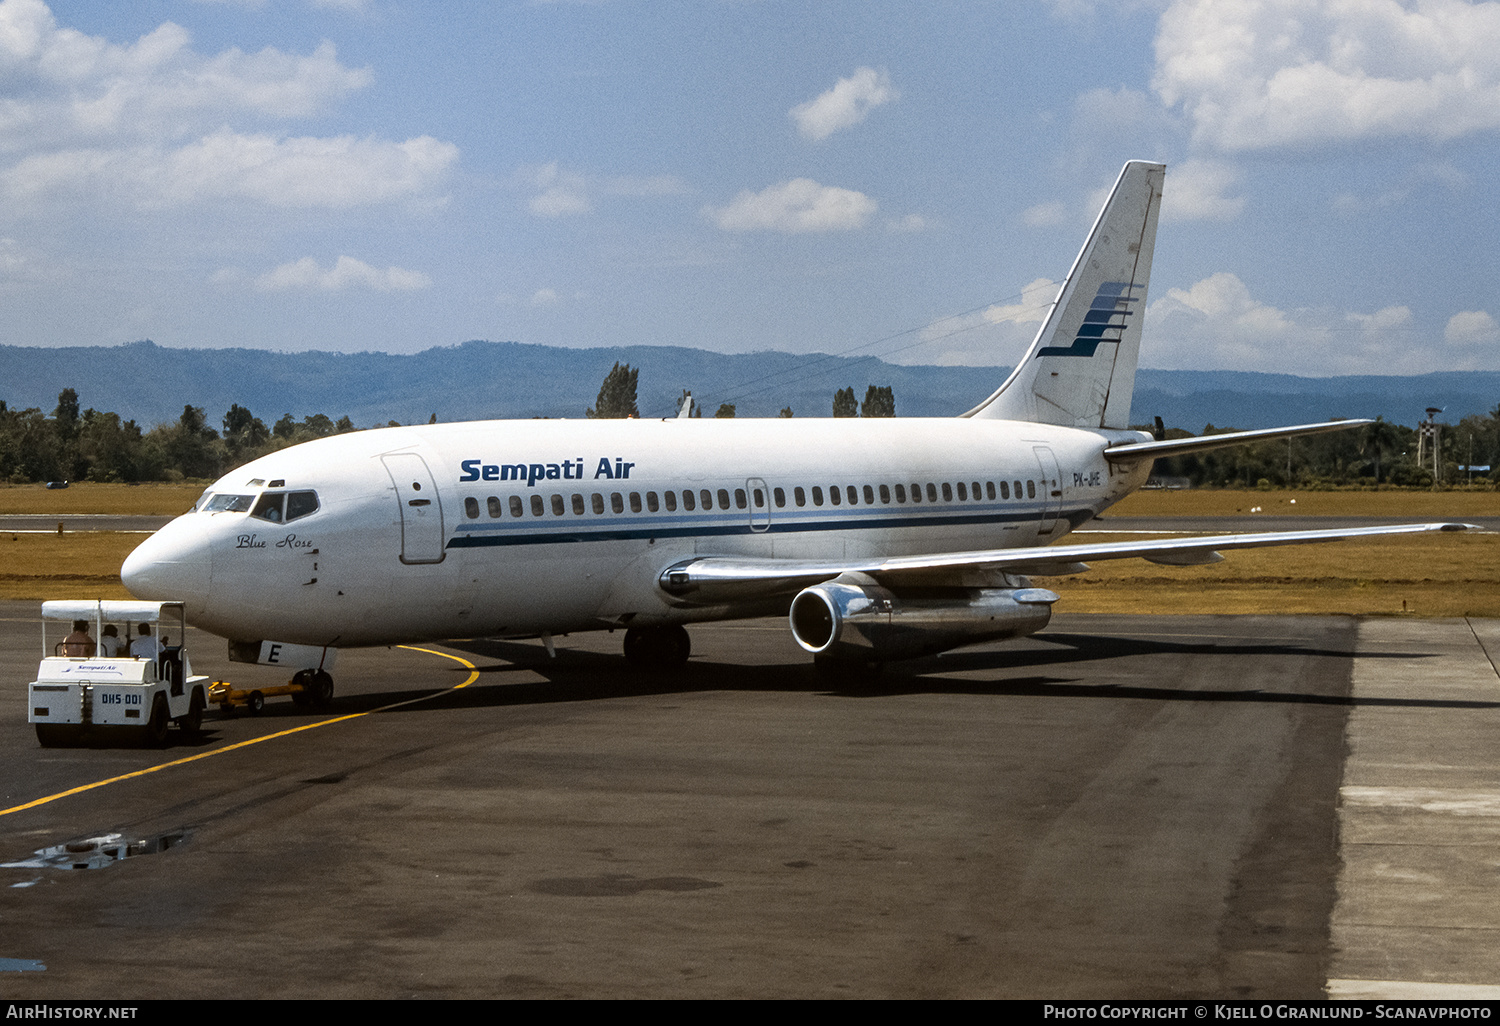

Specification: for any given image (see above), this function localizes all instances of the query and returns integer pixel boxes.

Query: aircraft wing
[1103,420,1372,462]
[659,522,1473,604]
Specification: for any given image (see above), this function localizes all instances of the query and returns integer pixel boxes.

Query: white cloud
[887,213,928,233]
[889,278,1060,366]
[1160,158,1244,221]
[1154,0,1500,151]
[523,163,687,217]
[1022,201,1067,227]
[530,288,560,306]
[1332,160,1469,213]
[703,178,876,233]
[527,162,591,217]
[254,255,431,292]
[1145,272,1449,374]
[1445,310,1500,344]
[0,1,453,210]
[0,2,370,152]
[2,130,457,208]
[789,67,898,141]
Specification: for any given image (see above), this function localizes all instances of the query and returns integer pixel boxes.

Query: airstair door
[1033,445,1062,537]
[381,453,446,564]
[747,478,770,532]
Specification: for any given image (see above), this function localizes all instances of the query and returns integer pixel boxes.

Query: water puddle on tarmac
[2,828,189,872]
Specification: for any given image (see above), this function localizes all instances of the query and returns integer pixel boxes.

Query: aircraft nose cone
[121,517,211,609]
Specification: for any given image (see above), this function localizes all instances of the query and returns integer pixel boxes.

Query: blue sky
[2,0,1498,377]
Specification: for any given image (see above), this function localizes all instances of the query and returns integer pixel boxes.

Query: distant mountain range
[1,339,1494,431]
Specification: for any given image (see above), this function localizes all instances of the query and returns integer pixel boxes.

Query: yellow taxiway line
[0,646,480,819]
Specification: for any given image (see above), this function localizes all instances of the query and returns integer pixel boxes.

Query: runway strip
[0,645,479,819]
[1328,618,1500,998]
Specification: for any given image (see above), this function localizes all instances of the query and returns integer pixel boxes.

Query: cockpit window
[203,493,254,514]
[192,489,213,512]
[250,493,286,523]
[286,491,319,521]
[250,490,319,523]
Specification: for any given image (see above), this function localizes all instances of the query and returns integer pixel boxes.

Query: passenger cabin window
[682,490,695,512]
[774,487,786,508]
[464,497,480,519]
[551,494,565,516]
[794,487,805,507]
[665,491,678,512]
[510,496,525,517]
[488,496,503,518]
[530,495,545,516]
[572,494,586,515]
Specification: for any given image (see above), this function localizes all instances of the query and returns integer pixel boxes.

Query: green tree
[588,362,639,419]
[861,385,895,417]
[779,407,794,418]
[833,386,857,418]
[79,410,147,482]
[150,405,222,480]
[714,403,736,418]
[54,388,80,440]
[222,404,270,462]
[1362,417,1401,484]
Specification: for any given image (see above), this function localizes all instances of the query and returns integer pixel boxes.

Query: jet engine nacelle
[788,573,1059,663]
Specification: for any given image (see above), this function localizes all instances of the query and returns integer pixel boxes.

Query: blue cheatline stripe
[444,506,1092,549]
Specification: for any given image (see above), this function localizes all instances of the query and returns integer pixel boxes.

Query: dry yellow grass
[0,532,137,600]
[0,482,202,516]
[1051,530,1500,617]
[1108,487,1500,519]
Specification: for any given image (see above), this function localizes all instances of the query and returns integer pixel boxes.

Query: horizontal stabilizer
[1105,420,1373,462]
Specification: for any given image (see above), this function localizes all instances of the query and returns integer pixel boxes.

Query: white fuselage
[121,417,1151,648]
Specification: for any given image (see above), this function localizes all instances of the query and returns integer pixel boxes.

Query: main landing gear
[622,625,691,668]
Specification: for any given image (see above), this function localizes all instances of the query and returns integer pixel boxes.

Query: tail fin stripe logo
[1036,281,1142,359]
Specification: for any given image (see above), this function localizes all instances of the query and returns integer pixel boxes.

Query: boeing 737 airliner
[121,162,1465,694]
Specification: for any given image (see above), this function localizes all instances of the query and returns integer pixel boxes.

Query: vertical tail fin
[965,160,1164,429]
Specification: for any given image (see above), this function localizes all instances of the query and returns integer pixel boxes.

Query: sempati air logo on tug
[459,457,637,488]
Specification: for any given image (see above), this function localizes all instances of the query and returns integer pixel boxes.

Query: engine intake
[789,574,1058,662]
